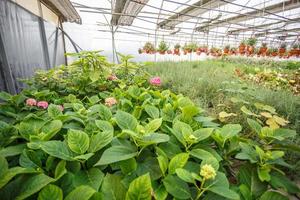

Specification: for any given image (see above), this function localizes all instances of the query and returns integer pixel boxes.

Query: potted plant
[210,47,219,56]
[246,38,257,55]
[230,47,237,55]
[278,43,286,57]
[143,42,155,54]
[138,48,143,54]
[254,48,259,57]
[239,40,246,55]
[268,48,278,57]
[189,42,198,53]
[182,43,189,55]
[259,43,268,56]
[157,41,169,55]
[289,44,300,57]
[223,45,230,54]
[174,43,181,55]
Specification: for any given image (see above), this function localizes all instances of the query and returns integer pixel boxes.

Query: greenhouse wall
[0,0,66,94]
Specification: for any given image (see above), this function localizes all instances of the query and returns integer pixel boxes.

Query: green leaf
[178,97,194,108]
[139,133,170,146]
[175,168,195,183]
[207,186,239,200]
[247,118,262,134]
[193,128,214,142]
[95,145,138,166]
[55,160,67,180]
[145,118,162,133]
[220,124,242,140]
[257,166,271,182]
[272,128,296,141]
[41,120,63,141]
[100,174,126,200]
[181,105,199,120]
[19,117,45,140]
[241,106,259,117]
[64,185,96,200]
[19,149,42,169]
[38,184,63,200]
[157,155,168,176]
[270,172,300,194]
[190,149,219,170]
[48,104,63,119]
[0,144,26,157]
[74,153,94,161]
[119,158,137,174]
[74,168,104,191]
[154,185,168,200]
[40,141,75,161]
[235,142,258,163]
[88,131,113,153]
[115,111,138,130]
[0,167,37,189]
[144,105,160,119]
[95,120,114,133]
[163,175,191,199]
[89,104,112,120]
[237,164,267,198]
[136,157,162,181]
[0,91,12,101]
[173,120,193,137]
[67,129,90,154]
[126,173,152,200]
[0,155,8,177]
[168,153,189,174]
[16,174,54,200]
[259,191,288,200]
[239,184,252,200]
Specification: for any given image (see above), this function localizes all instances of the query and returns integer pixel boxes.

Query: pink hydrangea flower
[149,76,161,86]
[37,101,48,109]
[105,97,117,107]
[58,105,64,112]
[26,98,37,106]
[107,74,118,81]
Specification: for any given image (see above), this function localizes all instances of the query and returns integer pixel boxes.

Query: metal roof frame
[194,0,300,32]
[41,0,81,23]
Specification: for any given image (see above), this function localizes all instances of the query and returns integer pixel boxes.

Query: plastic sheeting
[0,0,66,93]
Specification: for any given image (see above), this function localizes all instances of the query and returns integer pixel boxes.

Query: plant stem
[196,178,206,200]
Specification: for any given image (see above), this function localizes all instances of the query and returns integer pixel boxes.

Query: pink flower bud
[107,74,118,81]
[26,98,37,106]
[149,77,161,86]
[105,97,117,107]
[37,101,48,109]
[58,105,64,112]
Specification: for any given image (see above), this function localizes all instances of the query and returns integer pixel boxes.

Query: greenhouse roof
[41,0,81,23]
[64,0,300,55]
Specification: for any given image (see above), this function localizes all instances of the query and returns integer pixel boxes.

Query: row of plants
[0,51,299,200]
[139,40,300,58]
[234,67,300,95]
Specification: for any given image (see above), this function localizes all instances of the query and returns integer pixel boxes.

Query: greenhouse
[0,0,300,199]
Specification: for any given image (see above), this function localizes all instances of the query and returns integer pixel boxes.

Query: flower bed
[0,51,299,200]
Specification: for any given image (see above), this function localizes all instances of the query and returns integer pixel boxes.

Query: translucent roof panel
[63,0,300,61]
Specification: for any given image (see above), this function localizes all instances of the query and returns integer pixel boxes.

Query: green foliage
[0,52,299,200]
[157,41,169,52]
